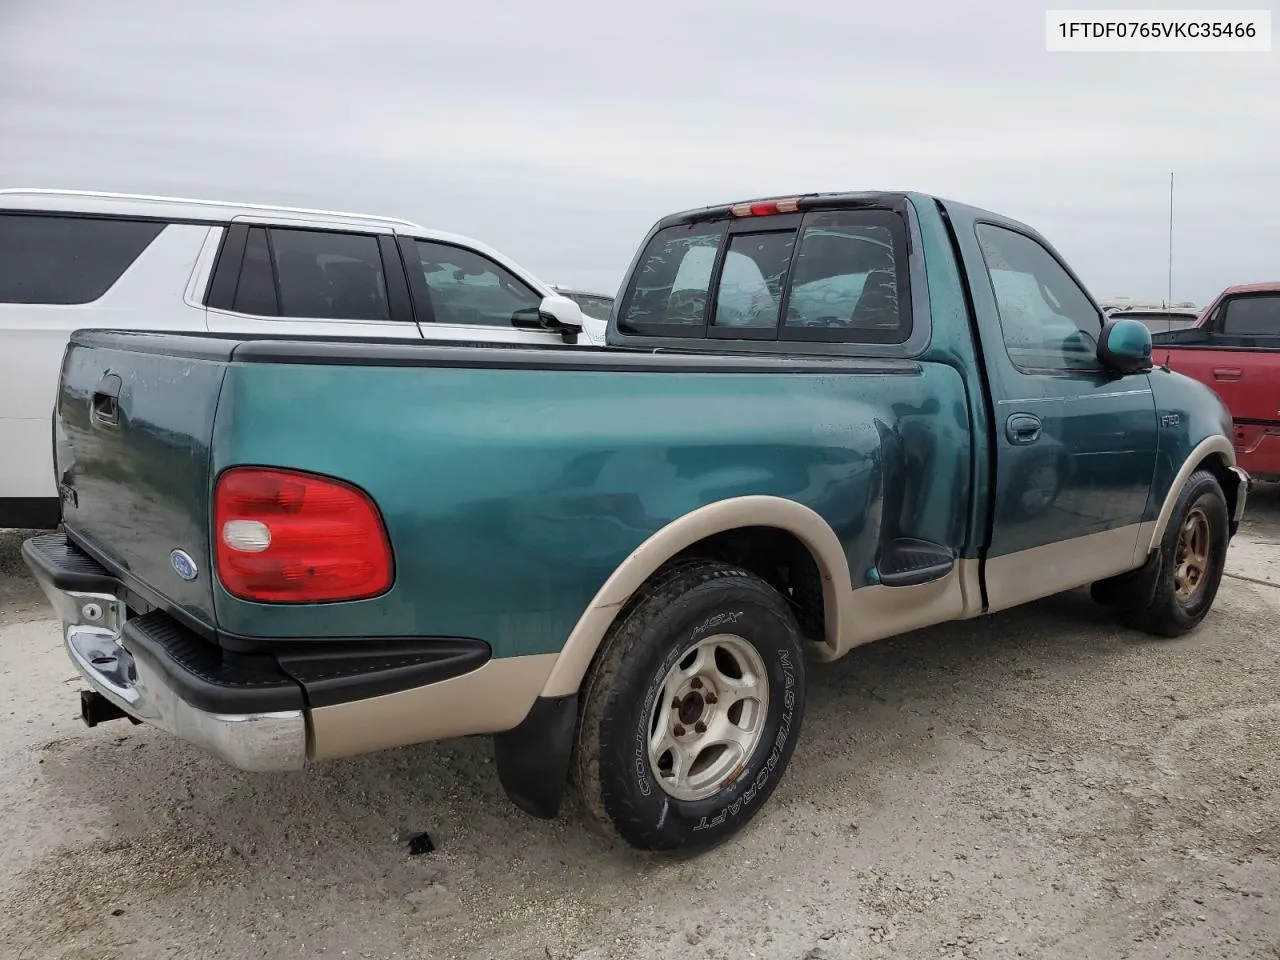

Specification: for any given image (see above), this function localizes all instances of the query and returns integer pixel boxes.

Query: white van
[0,189,601,529]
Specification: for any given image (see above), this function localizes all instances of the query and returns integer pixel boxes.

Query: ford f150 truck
[24,191,1249,854]
[1152,282,1280,482]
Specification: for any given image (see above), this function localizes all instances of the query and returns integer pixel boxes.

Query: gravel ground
[0,491,1277,960]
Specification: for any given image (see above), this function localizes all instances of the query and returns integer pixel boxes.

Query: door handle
[1213,368,1243,381]
[91,373,122,426]
[1005,413,1042,446]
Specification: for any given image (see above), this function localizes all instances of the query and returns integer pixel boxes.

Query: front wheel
[1115,469,1230,637]
[573,560,807,853]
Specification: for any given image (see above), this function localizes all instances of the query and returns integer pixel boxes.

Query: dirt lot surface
[1,490,1277,960]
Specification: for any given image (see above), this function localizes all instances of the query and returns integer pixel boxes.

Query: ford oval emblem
[170,549,198,581]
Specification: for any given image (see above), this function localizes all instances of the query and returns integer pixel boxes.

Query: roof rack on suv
[0,188,424,231]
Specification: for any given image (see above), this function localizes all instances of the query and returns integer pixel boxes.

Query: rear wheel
[1114,470,1229,637]
[573,560,806,852]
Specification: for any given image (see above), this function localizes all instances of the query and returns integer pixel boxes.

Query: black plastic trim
[123,611,305,714]
[493,693,579,819]
[123,610,493,713]
[229,338,921,374]
[1,208,231,228]
[64,328,924,374]
[276,638,490,708]
[22,531,118,592]
[260,226,285,317]
[1,497,61,530]
[378,235,415,324]
[204,223,247,310]
[396,236,437,324]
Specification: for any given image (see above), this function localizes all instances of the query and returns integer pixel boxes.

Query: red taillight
[729,197,801,218]
[214,467,393,603]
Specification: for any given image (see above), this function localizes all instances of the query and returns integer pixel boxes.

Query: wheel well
[668,526,827,643]
[1196,452,1239,520]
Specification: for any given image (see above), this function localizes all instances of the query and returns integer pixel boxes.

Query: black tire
[1115,469,1230,637]
[573,560,807,853]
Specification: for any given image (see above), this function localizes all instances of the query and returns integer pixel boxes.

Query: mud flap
[1093,548,1163,609]
[493,693,578,819]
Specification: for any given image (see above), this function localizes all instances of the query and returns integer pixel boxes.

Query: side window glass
[232,227,278,315]
[975,224,1102,372]
[782,211,908,343]
[617,223,724,335]
[414,241,541,327]
[268,228,390,321]
[0,213,164,304]
[711,232,795,329]
[1219,294,1280,337]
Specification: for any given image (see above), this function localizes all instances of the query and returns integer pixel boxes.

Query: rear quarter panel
[210,359,972,657]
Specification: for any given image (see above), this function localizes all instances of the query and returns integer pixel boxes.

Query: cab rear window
[1219,294,1280,337]
[616,208,911,344]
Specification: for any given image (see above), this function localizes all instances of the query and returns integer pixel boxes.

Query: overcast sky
[1,0,1276,304]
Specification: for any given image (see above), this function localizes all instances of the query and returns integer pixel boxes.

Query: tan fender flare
[1141,435,1237,557]
[538,496,852,699]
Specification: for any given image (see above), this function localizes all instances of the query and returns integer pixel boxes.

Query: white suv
[0,188,601,529]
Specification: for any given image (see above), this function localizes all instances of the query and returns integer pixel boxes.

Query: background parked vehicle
[1152,282,1280,482]
[24,189,1247,855]
[0,189,601,529]
[552,286,615,321]
[1102,302,1202,334]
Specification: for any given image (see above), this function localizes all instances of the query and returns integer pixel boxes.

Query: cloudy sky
[1,0,1276,304]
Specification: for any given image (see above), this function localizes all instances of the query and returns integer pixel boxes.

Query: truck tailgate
[55,332,235,629]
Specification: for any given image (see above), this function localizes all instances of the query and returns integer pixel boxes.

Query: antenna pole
[1167,172,1174,306]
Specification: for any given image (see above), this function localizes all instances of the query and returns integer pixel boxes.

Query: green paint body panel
[50,192,1240,666]
[56,343,225,627]
[210,360,970,656]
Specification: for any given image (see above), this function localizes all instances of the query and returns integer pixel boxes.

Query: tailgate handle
[91,373,122,426]
[1213,367,1243,381]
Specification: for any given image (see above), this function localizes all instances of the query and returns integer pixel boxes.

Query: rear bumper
[22,532,504,772]
[24,536,308,772]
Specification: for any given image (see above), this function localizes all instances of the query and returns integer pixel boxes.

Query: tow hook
[79,690,141,728]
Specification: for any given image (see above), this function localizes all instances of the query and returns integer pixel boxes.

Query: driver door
[944,207,1160,611]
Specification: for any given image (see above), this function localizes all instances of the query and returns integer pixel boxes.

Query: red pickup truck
[1153,282,1280,483]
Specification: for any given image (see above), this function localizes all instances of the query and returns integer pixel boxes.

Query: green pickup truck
[24,191,1249,853]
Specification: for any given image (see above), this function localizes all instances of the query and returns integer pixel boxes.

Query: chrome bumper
[36,580,307,772]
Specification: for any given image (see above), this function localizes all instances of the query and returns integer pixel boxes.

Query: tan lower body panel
[985,523,1142,614]
[819,558,981,660]
[307,653,557,761]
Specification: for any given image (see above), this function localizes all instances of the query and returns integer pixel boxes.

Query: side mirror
[538,294,584,333]
[1097,316,1153,375]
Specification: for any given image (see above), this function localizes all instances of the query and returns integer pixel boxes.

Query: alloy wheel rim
[646,633,770,802]
[1174,506,1211,600]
